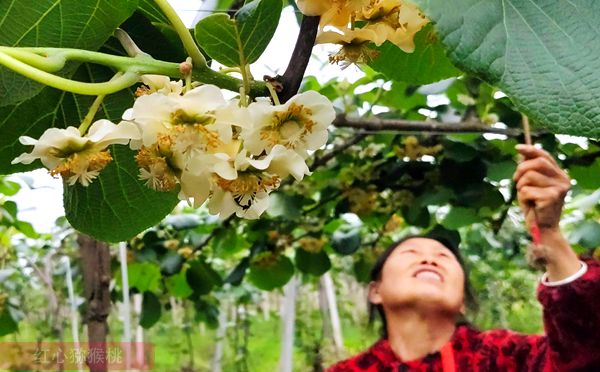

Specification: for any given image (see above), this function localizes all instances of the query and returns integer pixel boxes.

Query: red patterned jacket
[328,259,600,371]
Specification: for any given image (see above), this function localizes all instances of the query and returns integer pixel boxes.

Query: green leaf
[353,256,373,283]
[194,0,283,67]
[295,249,331,276]
[165,270,194,299]
[487,160,517,182]
[570,220,600,249]
[64,146,179,242]
[441,207,481,229]
[120,11,188,63]
[414,188,454,207]
[138,0,170,24]
[569,159,600,190]
[413,0,600,137]
[247,254,294,290]
[0,0,139,106]
[186,259,222,295]
[369,24,461,84]
[2,201,17,220]
[224,257,250,286]
[212,228,243,257]
[0,180,20,196]
[0,306,18,336]
[127,262,162,293]
[443,140,478,162]
[139,292,162,329]
[14,221,38,238]
[401,205,431,228]
[267,193,304,220]
[331,229,362,255]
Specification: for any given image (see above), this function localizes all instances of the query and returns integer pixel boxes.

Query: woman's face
[369,237,466,315]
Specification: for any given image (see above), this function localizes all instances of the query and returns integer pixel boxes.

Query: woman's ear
[368,281,382,305]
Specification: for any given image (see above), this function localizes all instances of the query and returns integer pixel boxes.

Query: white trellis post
[119,242,132,369]
[211,299,228,372]
[322,272,344,355]
[63,256,84,372]
[279,276,298,372]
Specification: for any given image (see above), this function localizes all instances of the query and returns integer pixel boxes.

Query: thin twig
[522,115,532,145]
[193,216,234,253]
[333,114,525,136]
[310,133,369,171]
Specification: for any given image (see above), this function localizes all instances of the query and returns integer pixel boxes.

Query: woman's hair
[368,232,478,337]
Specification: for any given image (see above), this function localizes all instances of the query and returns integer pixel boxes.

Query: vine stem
[79,94,106,135]
[266,82,281,105]
[153,0,207,67]
[79,74,124,134]
[0,50,139,95]
[0,47,269,96]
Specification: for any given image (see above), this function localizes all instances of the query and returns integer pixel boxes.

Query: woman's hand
[513,144,580,281]
[513,144,570,230]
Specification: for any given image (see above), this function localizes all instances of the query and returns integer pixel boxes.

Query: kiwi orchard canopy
[0,0,599,245]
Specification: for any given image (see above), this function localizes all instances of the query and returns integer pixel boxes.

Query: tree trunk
[279,276,298,372]
[78,235,111,372]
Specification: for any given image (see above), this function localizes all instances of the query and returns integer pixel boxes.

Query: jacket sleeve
[473,259,600,372]
[538,258,600,370]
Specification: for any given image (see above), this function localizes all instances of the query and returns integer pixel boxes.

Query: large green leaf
[569,159,600,190]
[441,206,481,229]
[165,270,194,298]
[570,220,600,249]
[186,259,222,296]
[247,255,294,290]
[295,249,331,276]
[125,262,162,293]
[64,145,179,242]
[194,0,283,67]
[412,0,600,137]
[139,291,162,329]
[0,306,18,336]
[0,0,139,106]
[369,24,461,84]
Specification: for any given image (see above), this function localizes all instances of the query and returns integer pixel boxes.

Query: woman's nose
[420,258,438,266]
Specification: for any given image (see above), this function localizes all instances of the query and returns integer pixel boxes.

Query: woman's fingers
[516,144,559,166]
[516,170,557,190]
[513,156,563,180]
[517,185,563,208]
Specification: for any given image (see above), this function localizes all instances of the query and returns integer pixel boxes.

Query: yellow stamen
[260,103,316,149]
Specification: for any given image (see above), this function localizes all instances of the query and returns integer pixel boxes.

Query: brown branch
[333,114,525,136]
[274,16,320,103]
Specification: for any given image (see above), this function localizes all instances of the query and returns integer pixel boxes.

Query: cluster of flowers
[297,0,429,66]
[12,76,335,219]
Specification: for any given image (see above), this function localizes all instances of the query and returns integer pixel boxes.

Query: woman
[328,145,600,371]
